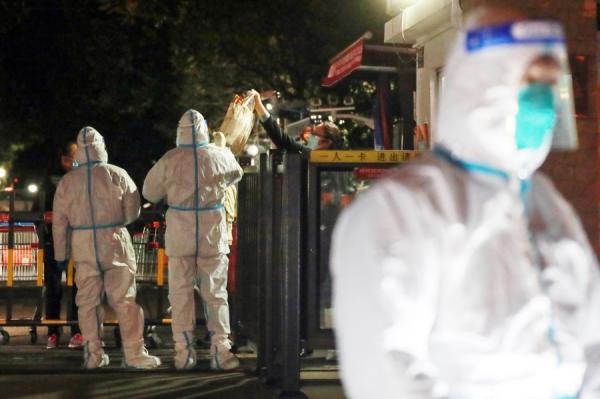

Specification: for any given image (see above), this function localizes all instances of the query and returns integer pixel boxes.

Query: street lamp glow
[27,184,38,194]
[0,167,6,179]
[246,144,259,157]
[266,103,274,111]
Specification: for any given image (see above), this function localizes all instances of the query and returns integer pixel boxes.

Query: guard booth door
[304,150,420,349]
[234,150,418,397]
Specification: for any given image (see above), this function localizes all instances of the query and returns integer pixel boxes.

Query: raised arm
[251,90,309,154]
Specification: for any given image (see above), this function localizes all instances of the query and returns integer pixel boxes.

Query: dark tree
[1,0,389,187]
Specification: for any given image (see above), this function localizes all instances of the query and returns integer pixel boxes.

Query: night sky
[0,0,389,189]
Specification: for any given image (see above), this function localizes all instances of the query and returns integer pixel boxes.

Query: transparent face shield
[549,50,577,150]
[466,20,578,152]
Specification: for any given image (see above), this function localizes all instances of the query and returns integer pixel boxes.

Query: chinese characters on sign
[309,150,421,164]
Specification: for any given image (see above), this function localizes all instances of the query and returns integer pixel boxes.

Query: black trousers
[44,249,80,336]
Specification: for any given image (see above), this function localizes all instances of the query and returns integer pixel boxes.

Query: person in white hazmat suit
[330,6,600,399]
[53,127,161,369]
[143,110,243,371]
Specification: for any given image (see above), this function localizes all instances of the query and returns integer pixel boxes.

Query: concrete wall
[416,27,457,139]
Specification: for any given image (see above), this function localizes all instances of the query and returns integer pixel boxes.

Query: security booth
[321,32,417,151]
[304,150,420,348]
[384,0,463,143]
[234,149,420,397]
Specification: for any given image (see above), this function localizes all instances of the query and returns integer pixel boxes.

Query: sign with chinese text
[321,39,365,87]
[309,150,421,164]
[353,167,388,180]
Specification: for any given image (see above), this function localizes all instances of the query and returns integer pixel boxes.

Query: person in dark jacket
[251,89,347,361]
[250,90,343,153]
[43,141,83,349]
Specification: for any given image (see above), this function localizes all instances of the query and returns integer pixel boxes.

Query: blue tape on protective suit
[178,142,209,148]
[190,111,201,259]
[466,21,564,52]
[71,222,123,231]
[434,146,536,214]
[169,204,224,212]
[433,146,509,180]
[82,128,103,269]
[519,178,532,211]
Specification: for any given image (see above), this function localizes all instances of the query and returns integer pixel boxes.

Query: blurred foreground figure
[331,6,600,399]
[53,127,161,369]
[143,110,243,371]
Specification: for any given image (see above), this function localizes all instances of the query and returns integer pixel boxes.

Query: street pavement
[0,326,344,399]
[0,326,270,399]
[0,284,344,398]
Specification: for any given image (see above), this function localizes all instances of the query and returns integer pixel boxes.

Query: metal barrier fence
[0,208,171,346]
[233,170,261,348]
[235,150,416,398]
[0,222,43,285]
[132,221,167,285]
[0,220,45,344]
[233,151,306,398]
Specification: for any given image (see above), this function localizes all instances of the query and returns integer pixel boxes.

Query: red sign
[353,167,388,180]
[322,39,365,87]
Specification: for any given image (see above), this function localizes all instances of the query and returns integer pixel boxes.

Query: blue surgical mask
[306,135,319,149]
[515,83,557,150]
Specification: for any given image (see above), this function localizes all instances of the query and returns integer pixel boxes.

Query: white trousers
[168,254,230,347]
[75,261,144,353]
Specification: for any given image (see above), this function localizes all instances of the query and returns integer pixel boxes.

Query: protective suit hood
[436,19,577,178]
[75,127,108,164]
[176,109,209,147]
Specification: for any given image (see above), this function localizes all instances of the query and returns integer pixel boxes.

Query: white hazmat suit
[53,127,161,369]
[143,110,243,370]
[331,18,600,399]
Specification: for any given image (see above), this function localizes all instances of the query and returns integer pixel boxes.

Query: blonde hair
[321,121,344,149]
[322,121,340,139]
